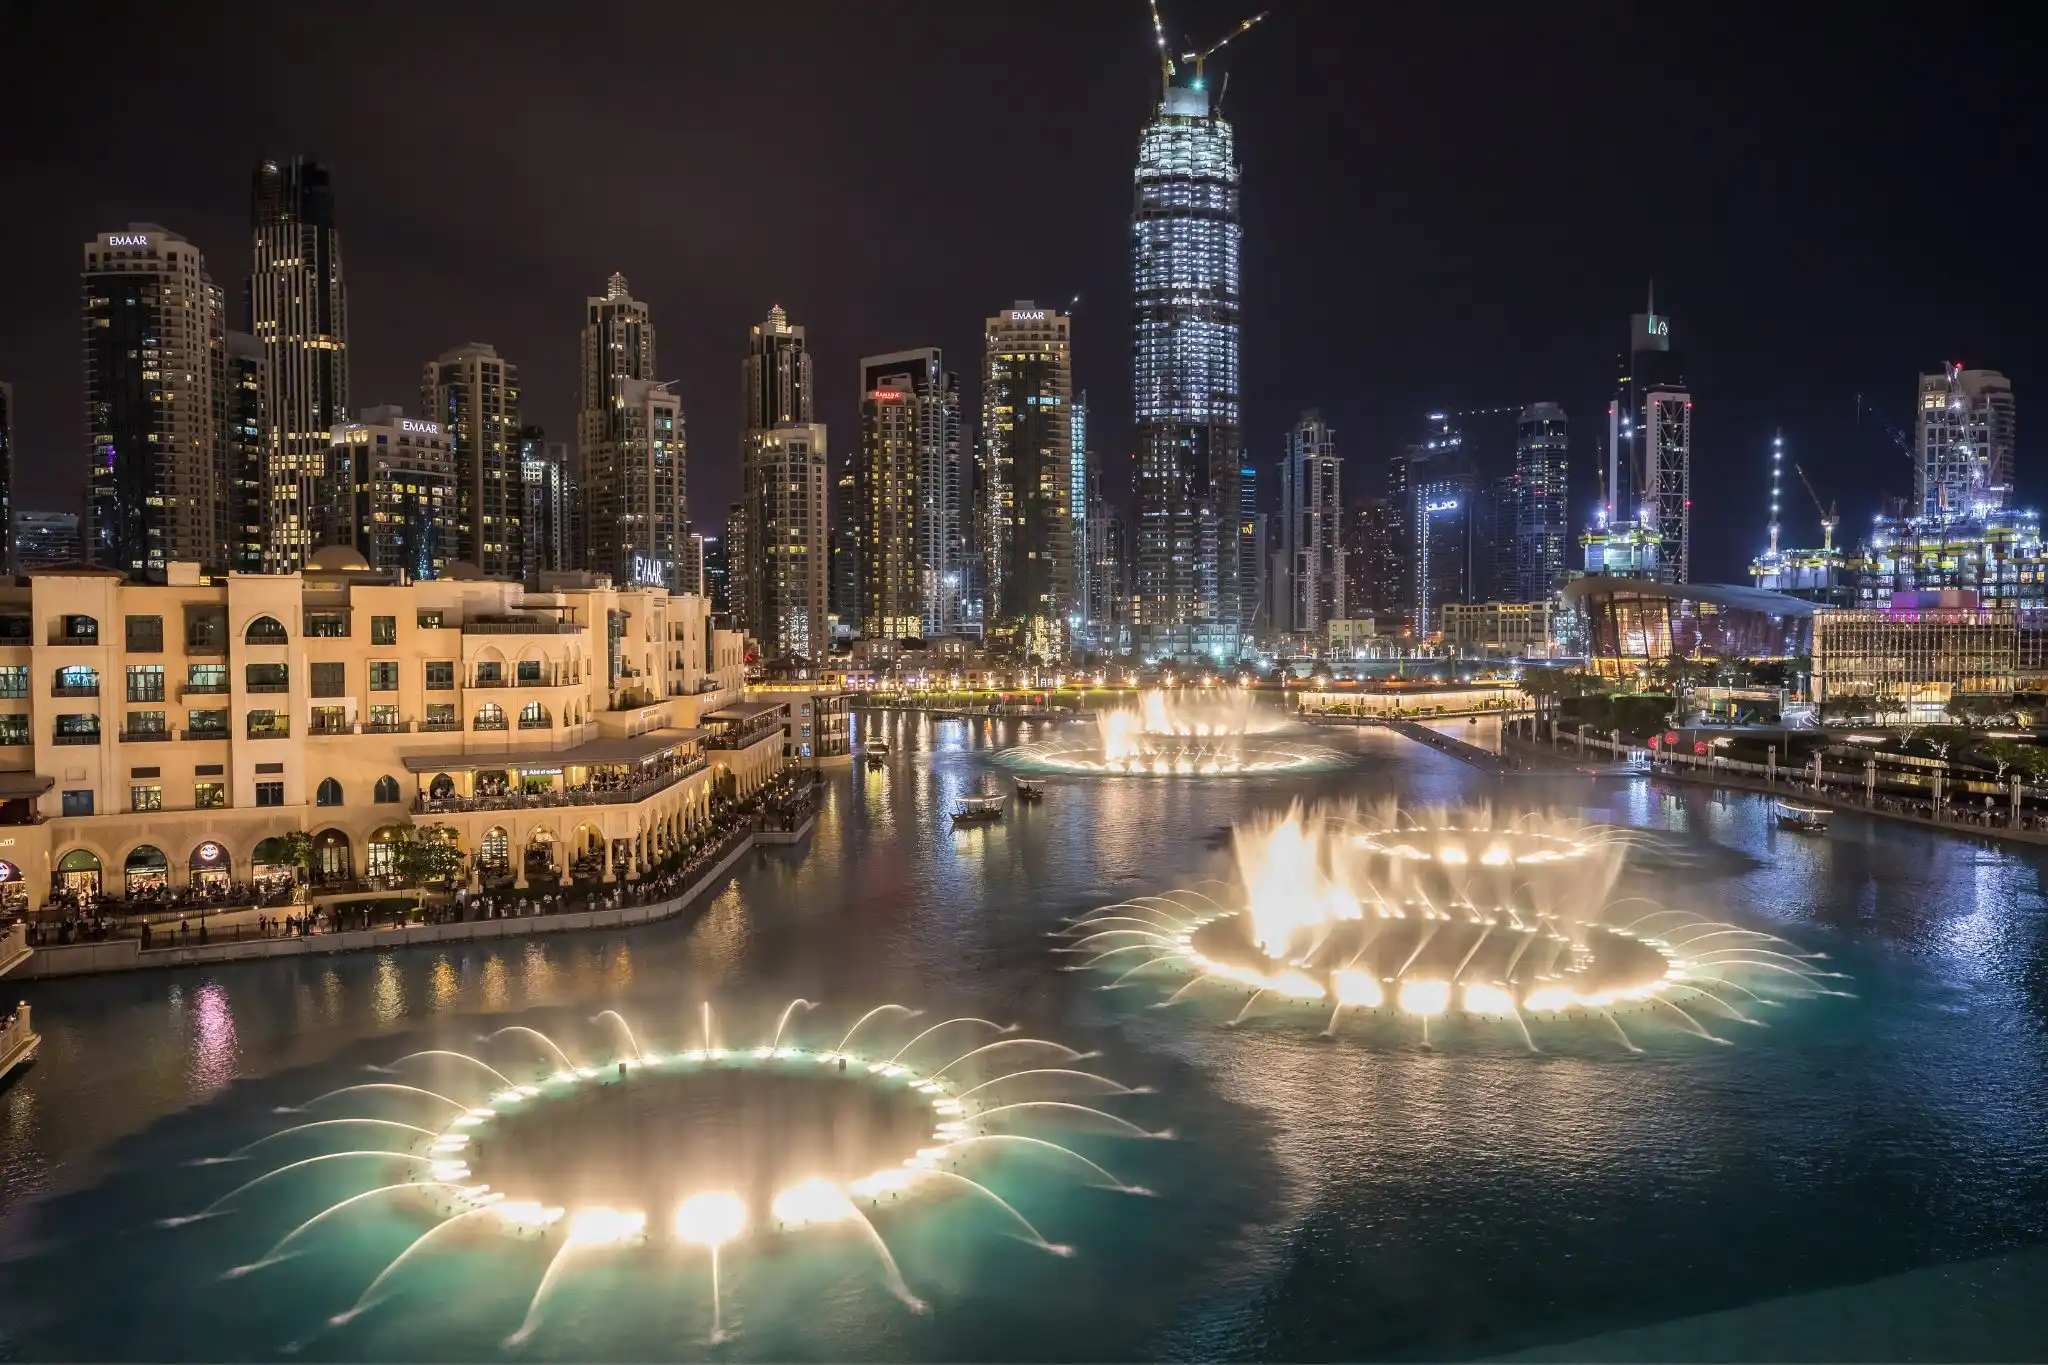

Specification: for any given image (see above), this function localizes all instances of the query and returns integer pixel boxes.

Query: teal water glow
[2,714,2046,1360]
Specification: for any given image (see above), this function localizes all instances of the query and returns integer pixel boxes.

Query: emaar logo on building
[399,419,441,435]
[107,234,151,248]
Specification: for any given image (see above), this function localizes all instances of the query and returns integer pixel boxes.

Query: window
[309,662,346,697]
[475,661,504,685]
[369,661,398,691]
[474,702,507,731]
[425,661,455,690]
[417,610,444,630]
[62,790,94,817]
[55,714,100,743]
[247,708,287,738]
[187,663,227,692]
[246,662,288,692]
[255,781,285,807]
[316,777,344,806]
[126,710,167,736]
[304,612,350,638]
[60,614,98,644]
[374,775,401,804]
[187,708,228,736]
[426,702,456,729]
[54,665,99,695]
[127,665,166,702]
[519,701,551,729]
[184,605,227,653]
[0,667,25,699]
[130,785,163,812]
[372,615,397,645]
[311,705,349,734]
[368,704,400,730]
[195,782,225,809]
[130,766,160,779]
[0,715,27,745]
[517,660,544,685]
[125,615,164,652]
[245,615,288,645]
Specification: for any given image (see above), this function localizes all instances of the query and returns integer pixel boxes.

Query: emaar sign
[107,234,151,248]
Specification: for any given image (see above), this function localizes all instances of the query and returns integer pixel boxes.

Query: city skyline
[0,2,2039,588]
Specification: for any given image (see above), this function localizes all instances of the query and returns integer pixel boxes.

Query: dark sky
[2,1,2037,583]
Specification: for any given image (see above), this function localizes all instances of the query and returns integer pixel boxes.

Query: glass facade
[1570,581,1813,671]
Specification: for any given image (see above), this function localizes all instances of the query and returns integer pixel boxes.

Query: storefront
[54,849,102,899]
[251,836,296,889]
[0,861,26,916]
[123,846,170,897]
[188,841,232,892]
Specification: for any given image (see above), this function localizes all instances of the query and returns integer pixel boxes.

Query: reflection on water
[2,714,2046,1360]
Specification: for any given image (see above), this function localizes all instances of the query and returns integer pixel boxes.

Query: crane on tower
[1146,0,1177,88]
[1179,10,1270,90]
[1794,464,1840,553]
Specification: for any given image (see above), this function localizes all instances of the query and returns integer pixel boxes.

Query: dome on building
[307,545,371,572]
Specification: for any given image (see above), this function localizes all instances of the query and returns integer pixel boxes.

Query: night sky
[1,1,2036,583]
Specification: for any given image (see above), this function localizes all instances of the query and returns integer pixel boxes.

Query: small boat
[1776,801,1831,833]
[1015,779,1046,802]
[863,741,890,769]
[952,793,1005,824]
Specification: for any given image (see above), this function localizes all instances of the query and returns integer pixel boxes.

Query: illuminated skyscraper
[858,347,960,638]
[1514,402,1569,602]
[0,380,12,575]
[423,343,522,577]
[1278,410,1344,635]
[1071,390,1091,641]
[517,426,573,580]
[326,405,453,579]
[83,225,225,577]
[577,273,655,581]
[1602,290,1690,582]
[1133,78,1242,660]
[1917,364,2015,519]
[737,305,815,644]
[249,158,347,571]
[605,379,687,589]
[982,303,1074,659]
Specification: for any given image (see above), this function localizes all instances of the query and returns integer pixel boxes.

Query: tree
[390,828,467,913]
[278,830,316,903]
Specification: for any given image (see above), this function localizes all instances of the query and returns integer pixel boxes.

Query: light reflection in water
[186,982,239,1099]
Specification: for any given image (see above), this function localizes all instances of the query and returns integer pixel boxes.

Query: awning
[401,728,705,775]
[705,700,786,720]
[0,772,54,799]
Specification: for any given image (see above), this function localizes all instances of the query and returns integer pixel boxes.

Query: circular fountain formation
[1185,911,1677,1014]
[448,1053,942,1237]
[1000,687,1349,776]
[1061,799,1845,1046]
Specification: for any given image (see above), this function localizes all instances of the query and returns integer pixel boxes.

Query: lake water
[2,713,2045,1361]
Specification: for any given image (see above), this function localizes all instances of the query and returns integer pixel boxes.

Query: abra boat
[863,741,890,769]
[1775,801,1831,833]
[1014,779,1046,803]
[952,793,1006,825]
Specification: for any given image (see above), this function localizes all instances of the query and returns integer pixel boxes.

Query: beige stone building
[0,553,783,914]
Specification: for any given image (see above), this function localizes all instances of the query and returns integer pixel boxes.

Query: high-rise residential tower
[0,379,12,575]
[1514,402,1568,602]
[423,343,522,576]
[1343,497,1402,627]
[1071,390,1091,642]
[857,348,960,639]
[982,303,1075,660]
[578,273,656,583]
[326,405,454,578]
[1602,290,1691,582]
[1917,364,2015,519]
[605,379,688,589]
[1133,77,1243,661]
[1277,410,1344,635]
[517,426,574,580]
[1406,413,1477,634]
[737,305,816,645]
[249,158,348,572]
[222,332,267,574]
[84,225,225,577]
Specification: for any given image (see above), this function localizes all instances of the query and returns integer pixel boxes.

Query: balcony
[473,718,509,732]
[119,728,172,743]
[246,682,289,695]
[705,720,785,752]
[469,678,511,689]
[420,718,461,733]
[53,731,101,746]
[308,716,353,736]
[246,723,291,740]
[181,727,229,742]
[517,717,552,731]
[180,681,230,696]
[184,636,227,656]
[50,684,99,698]
[411,756,707,814]
[462,618,582,636]
[362,719,412,734]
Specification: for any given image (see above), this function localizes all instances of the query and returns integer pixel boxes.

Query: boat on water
[1776,801,1831,833]
[863,741,890,769]
[1015,779,1046,802]
[952,793,1005,824]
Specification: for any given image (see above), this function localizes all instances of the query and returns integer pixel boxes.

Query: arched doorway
[569,823,606,883]
[523,828,560,882]
[477,827,511,887]
[188,841,232,894]
[311,829,353,887]
[251,836,295,890]
[366,826,407,881]
[123,845,170,897]
[428,773,455,802]
[476,769,510,799]
[0,861,27,915]
[54,850,101,900]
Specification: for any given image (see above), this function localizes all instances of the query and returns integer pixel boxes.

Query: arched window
[474,702,507,731]
[373,775,401,804]
[54,665,100,695]
[518,701,551,730]
[316,777,344,806]
[428,773,455,800]
[244,615,289,645]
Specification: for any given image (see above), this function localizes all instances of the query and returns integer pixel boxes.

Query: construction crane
[1146,0,1177,88]
[1794,463,1839,552]
[1854,392,1916,467]
[1179,10,1269,90]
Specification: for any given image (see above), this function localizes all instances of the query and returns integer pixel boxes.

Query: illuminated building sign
[400,419,441,435]
[197,842,224,864]
[1007,310,1047,322]
[871,389,904,401]
[1425,499,1460,513]
[107,234,151,248]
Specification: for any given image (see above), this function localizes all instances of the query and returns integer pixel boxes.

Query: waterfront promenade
[10,812,815,980]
